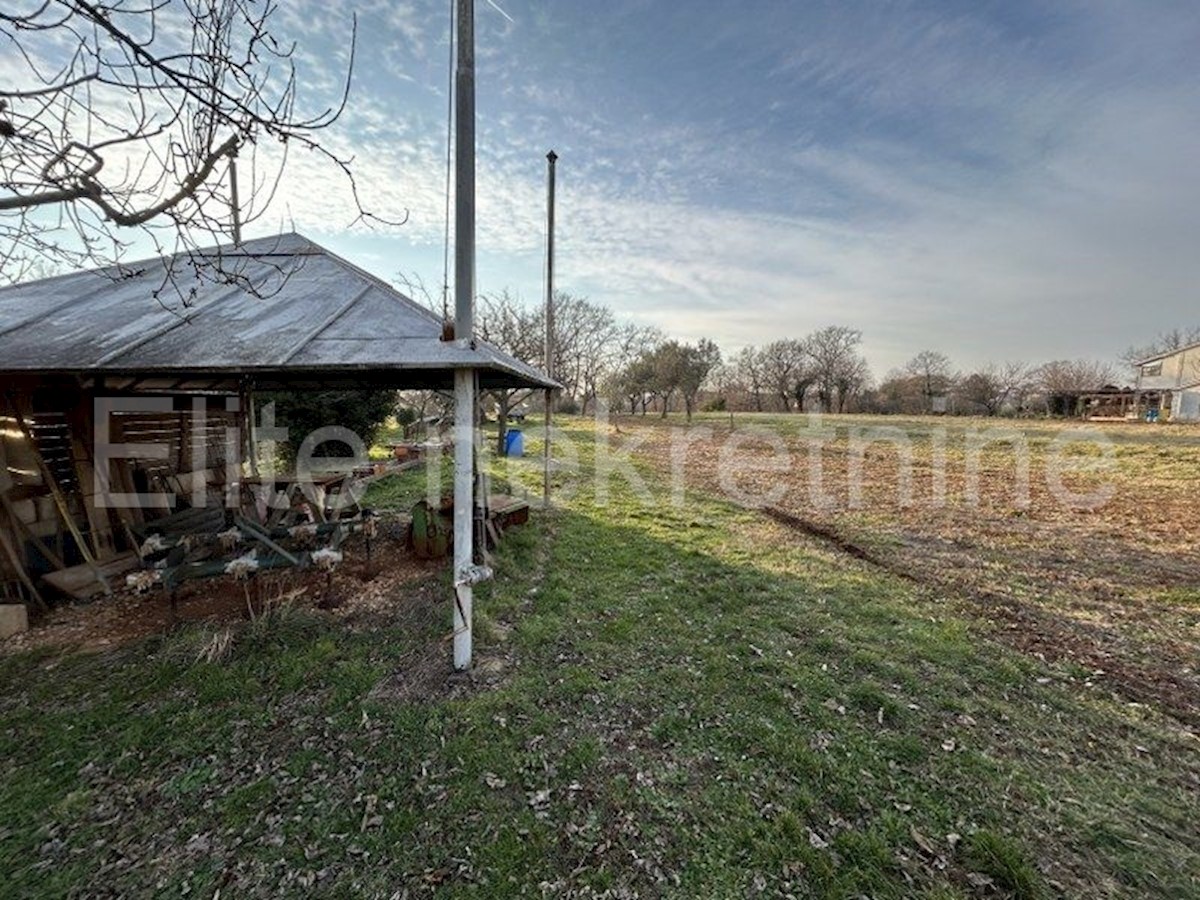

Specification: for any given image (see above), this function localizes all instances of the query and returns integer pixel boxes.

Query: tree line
[275,282,1193,456]
[460,288,1196,423]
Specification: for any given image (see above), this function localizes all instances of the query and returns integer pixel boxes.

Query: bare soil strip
[620,415,1200,733]
[760,503,1200,730]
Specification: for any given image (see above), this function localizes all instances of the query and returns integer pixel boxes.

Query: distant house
[1134,342,1200,422]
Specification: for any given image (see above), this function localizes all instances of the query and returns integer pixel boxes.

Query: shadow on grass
[0,475,1196,897]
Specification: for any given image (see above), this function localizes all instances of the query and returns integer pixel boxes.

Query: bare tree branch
[1,0,404,297]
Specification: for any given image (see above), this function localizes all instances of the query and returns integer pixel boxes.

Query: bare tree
[1,1,395,293]
[734,346,768,412]
[611,322,662,377]
[903,350,955,413]
[705,361,739,412]
[542,292,620,412]
[1036,359,1116,394]
[604,322,662,413]
[477,290,541,452]
[832,357,870,412]
[957,361,1032,416]
[808,325,867,413]
[875,369,919,414]
[394,269,445,318]
[1121,326,1200,365]
[571,304,620,416]
[760,338,809,412]
[956,361,1030,415]
[666,338,721,422]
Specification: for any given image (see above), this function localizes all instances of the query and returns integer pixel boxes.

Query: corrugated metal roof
[1135,340,1200,367]
[0,232,556,391]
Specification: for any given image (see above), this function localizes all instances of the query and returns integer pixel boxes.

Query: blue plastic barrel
[504,428,524,457]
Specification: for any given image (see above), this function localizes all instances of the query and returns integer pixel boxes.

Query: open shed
[0,232,554,635]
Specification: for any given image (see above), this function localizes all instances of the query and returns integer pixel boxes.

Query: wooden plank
[66,400,117,559]
[1,482,66,571]
[235,517,301,566]
[42,552,138,601]
[0,524,46,613]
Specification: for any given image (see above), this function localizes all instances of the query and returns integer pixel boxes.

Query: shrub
[258,390,397,462]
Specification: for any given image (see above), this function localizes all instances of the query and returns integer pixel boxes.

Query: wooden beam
[42,552,137,602]
[235,517,300,566]
[0,522,46,614]
[0,491,65,570]
[66,399,117,559]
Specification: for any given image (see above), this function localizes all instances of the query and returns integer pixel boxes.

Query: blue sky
[257,0,1200,374]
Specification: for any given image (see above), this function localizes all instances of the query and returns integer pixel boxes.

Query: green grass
[360,455,454,512]
[964,830,1043,899]
[0,417,1196,897]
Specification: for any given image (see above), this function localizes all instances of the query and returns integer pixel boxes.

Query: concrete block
[0,604,29,640]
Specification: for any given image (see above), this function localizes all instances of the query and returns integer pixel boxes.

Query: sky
[237,1,1198,374]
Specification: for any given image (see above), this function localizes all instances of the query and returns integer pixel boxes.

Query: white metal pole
[452,0,477,671]
[543,150,557,508]
[452,368,474,670]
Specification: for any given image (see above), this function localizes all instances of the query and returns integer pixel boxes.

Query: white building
[1134,342,1200,422]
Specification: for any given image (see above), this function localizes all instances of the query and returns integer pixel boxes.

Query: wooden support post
[66,399,116,559]
[0,524,46,614]
[244,386,260,478]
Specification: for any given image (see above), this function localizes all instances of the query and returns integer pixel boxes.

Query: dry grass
[624,412,1200,730]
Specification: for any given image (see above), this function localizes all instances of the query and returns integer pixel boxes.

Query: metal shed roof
[0,232,556,393]
[1134,340,1200,367]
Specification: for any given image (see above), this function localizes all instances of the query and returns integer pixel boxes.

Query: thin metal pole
[454,0,476,340]
[452,0,477,672]
[228,149,242,245]
[543,150,557,508]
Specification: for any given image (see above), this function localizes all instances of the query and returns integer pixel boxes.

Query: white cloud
[7,0,1198,378]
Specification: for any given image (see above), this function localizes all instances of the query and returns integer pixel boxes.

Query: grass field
[617,412,1200,726]
[0,414,1197,897]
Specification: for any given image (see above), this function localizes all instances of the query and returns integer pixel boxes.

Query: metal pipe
[452,0,476,671]
[544,150,557,374]
[543,150,557,508]
[454,0,476,341]
[228,149,242,246]
[452,368,474,670]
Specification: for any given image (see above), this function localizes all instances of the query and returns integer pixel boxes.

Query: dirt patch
[982,592,1200,730]
[368,638,511,704]
[761,505,915,571]
[365,586,520,705]
[1,526,441,655]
